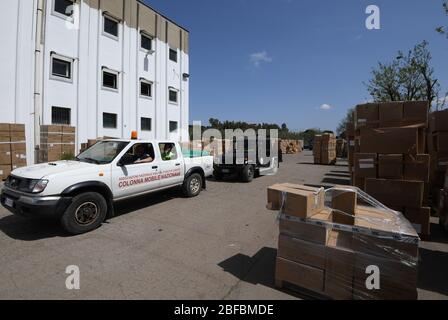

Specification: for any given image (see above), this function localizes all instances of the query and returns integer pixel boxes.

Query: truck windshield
[77,141,129,164]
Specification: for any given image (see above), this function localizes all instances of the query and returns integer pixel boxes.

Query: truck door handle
[175,163,181,166]
[152,166,158,169]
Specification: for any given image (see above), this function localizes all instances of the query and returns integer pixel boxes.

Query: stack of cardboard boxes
[438,171,448,230]
[0,124,27,180]
[336,139,347,158]
[351,101,431,238]
[267,183,419,300]
[428,109,448,206]
[39,125,76,162]
[313,133,337,165]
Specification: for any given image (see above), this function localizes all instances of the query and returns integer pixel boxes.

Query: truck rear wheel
[183,173,203,197]
[61,192,108,235]
[241,165,254,183]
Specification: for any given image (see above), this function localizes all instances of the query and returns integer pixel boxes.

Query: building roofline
[137,0,189,33]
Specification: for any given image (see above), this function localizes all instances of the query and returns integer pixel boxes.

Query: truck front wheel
[183,173,203,197]
[61,192,108,235]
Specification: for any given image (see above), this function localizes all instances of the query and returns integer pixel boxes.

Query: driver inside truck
[133,144,154,164]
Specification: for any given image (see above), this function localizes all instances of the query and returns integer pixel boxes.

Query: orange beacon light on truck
[131,131,138,140]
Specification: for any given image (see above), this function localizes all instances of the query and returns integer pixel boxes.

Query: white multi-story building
[0,0,190,164]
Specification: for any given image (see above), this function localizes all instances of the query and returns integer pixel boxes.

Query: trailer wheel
[60,192,107,235]
[241,165,254,183]
[183,173,203,197]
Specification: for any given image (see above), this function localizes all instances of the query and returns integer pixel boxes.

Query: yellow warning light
[131,131,138,140]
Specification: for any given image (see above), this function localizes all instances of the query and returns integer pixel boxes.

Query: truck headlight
[31,179,49,193]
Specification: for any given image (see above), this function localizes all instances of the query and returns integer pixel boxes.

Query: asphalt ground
[0,151,447,299]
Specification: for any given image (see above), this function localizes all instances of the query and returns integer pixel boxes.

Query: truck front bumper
[1,188,72,219]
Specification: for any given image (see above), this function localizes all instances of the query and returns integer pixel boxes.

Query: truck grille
[4,176,34,193]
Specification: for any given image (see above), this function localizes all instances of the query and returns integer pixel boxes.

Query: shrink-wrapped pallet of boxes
[352,101,432,238]
[267,183,419,300]
[0,123,27,180]
[313,133,336,165]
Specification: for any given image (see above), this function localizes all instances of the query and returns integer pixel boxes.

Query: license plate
[4,198,14,208]
[222,169,230,173]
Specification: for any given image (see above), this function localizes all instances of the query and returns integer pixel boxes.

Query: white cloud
[319,104,332,110]
[249,51,273,67]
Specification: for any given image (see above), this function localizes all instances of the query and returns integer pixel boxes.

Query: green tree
[436,1,448,37]
[365,41,445,110]
[336,108,355,138]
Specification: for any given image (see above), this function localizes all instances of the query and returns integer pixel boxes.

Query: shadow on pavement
[113,188,179,218]
[218,247,307,299]
[0,188,182,240]
[0,215,67,241]
[418,247,448,296]
[321,177,350,186]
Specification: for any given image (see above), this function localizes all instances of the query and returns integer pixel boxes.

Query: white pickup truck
[1,139,213,234]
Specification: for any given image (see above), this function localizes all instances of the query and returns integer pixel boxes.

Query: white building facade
[0,0,190,164]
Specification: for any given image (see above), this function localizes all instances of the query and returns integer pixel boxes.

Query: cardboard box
[404,154,430,183]
[433,132,448,152]
[277,234,326,269]
[404,207,431,236]
[354,153,377,178]
[0,150,11,165]
[11,150,26,166]
[62,134,75,143]
[275,257,325,294]
[379,102,403,127]
[0,124,10,132]
[360,127,419,155]
[324,231,355,300]
[353,253,418,300]
[0,134,10,143]
[62,126,76,134]
[10,133,25,142]
[331,187,357,225]
[0,165,11,180]
[355,103,379,128]
[365,178,424,208]
[41,125,63,133]
[378,154,403,179]
[41,134,62,144]
[9,124,25,132]
[267,184,325,218]
[403,101,429,125]
[430,109,448,132]
[279,211,331,245]
[353,175,365,190]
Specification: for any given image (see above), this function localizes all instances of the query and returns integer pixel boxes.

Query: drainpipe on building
[34,0,45,164]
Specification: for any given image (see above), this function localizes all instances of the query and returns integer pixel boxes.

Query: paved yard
[0,151,447,299]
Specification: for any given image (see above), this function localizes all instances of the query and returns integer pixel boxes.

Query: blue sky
[145,0,448,132]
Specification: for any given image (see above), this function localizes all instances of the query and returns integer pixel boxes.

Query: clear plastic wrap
[269,183,419,300]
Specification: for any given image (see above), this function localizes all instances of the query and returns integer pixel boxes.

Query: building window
[140,80,152,98]
[102,68,118,90]
[168,88,178,103]
[103,15,119,38]
[169,49,177,62]
[51,55,72,80]
[52,106,71,125]
[103,113,117,129]
[141,33,153,51]
[141,118,152,131]
[169,121,178,133]
[53,0,74,19]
